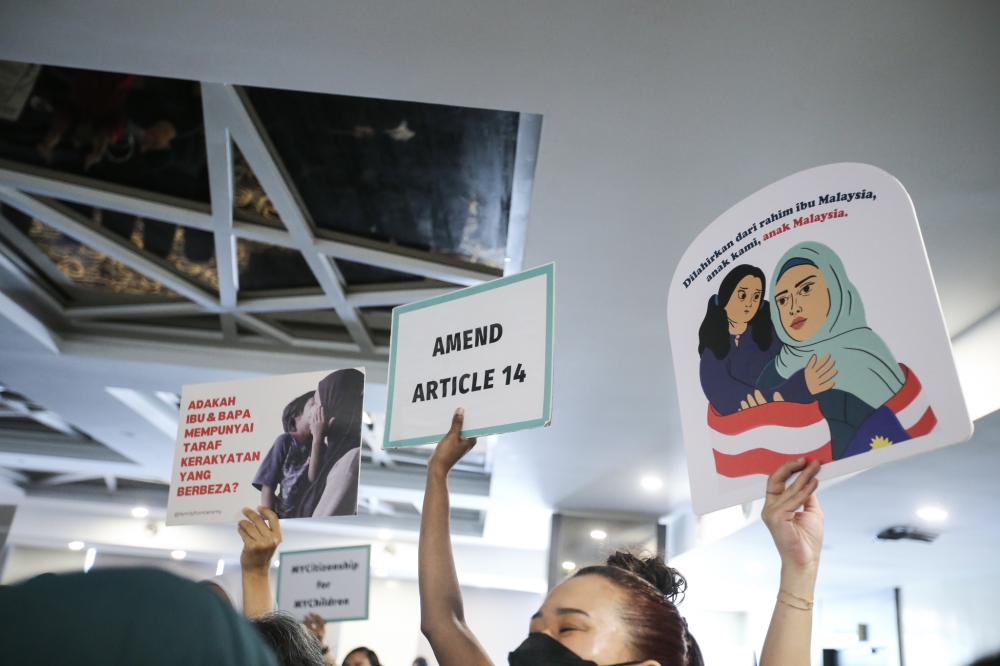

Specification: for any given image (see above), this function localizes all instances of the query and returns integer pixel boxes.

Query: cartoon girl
[756,241,912,460]
[698,264,805,415]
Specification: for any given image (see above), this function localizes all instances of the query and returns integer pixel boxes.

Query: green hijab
[0,568,278,666]
[769,241,904,409]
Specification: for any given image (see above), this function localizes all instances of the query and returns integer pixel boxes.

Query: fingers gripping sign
[761,459,824,573]
[239,506,283,572]
[428,408,479,474]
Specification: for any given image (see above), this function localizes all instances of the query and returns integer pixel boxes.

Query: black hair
[251,612,327,666]
[413,658,429,666]
[282,391,315,433]
[575,552,703,666]
[697,264,772,360]
[345,647,382,666]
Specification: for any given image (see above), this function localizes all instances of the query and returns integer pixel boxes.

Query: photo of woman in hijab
[698,264,813,415]
[252,368,365,518]
[756,241,912,460]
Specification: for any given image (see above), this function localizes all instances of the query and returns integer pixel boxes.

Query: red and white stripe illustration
[709,364,936,478]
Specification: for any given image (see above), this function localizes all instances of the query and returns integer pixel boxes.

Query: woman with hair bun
[420,409,823,666]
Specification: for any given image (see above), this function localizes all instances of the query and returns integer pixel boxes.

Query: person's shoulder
[269,432,294,452]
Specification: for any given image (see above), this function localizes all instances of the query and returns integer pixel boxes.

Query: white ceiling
[0,1,999,583]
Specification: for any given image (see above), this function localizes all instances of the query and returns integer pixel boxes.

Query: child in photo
[252,391,328,518]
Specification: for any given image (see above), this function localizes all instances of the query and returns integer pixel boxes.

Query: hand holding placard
[428,408,479,474]
[238,506,282,617]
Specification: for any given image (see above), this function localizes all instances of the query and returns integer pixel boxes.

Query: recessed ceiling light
[641,476,663,491]
[68,541,85,550]
[216,559,225,576]
[273,559,280,568]
[171,550,187,560]
[590,530,607,540]
[131,507,149,518]
[562,561,576,570]
[744,562,764,576]
[374,569,388,577]
[917,506,948,522]
[377,529,393,541]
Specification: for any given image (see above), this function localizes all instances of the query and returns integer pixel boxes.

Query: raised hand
[238,506,282,574]
[428,408,478,475]
[761,459,824,573]
[303,612,326,644]
[804,354,837,395]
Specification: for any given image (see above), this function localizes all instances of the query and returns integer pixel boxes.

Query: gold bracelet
[778,589,814,610]
[778,597,812,611]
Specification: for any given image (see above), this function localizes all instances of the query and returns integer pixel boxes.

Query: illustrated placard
[166,368,365,525]
[277,545,371,622]
[667,163,972,515]
[385,263,554,447]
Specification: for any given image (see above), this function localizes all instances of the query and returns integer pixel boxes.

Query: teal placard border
[276,544,371,623]
[383,262,555,448]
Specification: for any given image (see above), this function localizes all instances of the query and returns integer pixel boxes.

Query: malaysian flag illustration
[709,365,936,478]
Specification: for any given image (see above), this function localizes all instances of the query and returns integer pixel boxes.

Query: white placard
[277,545,370,622]
[166,368,365,525]
[385,264,555,447]
[667,163,973,515]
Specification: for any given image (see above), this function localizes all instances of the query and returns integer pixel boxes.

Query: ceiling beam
[345,286,456,308]
[0,159,214,232]
[38,473,102,486]
[0,286,60,353]
[202,93,240,310]
[0,188,221,310]
[64,301,206,319]
[206,83,375,355]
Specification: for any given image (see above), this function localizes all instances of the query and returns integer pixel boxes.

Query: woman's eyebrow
[795,274,818,288]
[556,608,591,618]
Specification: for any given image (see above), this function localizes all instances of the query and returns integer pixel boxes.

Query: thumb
[448,407,466,436]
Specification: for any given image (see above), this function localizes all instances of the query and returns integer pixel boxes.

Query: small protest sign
[166,368,365,525]
[277,545,371,622]
[384,263,554,447]
[667,163,972,515]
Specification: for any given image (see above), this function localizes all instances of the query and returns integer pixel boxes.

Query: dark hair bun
[605,551,687,604]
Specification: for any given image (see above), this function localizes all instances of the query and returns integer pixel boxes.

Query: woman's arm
[699,350,755,415]
[238,506,283,618]
[759,458,824,666]
[419,408,493,666]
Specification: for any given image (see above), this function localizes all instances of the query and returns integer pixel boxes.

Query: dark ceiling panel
[0,64,210,204]
[244,86,518,270]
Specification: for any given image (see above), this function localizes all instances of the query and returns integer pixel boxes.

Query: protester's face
[343,654,372,666]
[724,275,763,325]
[774,264,830,342]
[528,575,636,665]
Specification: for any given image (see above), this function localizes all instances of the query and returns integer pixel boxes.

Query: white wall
[683,608,756,666]
[900,572,1000,666]
[814,589,901,666]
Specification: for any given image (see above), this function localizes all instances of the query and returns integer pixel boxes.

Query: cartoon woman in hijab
[698,264,814,415]
[756,241,912,460]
